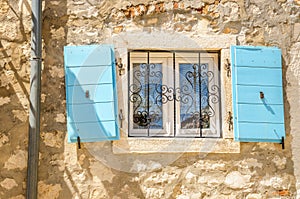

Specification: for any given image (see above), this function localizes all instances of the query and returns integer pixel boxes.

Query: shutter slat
[67,84,114,104]
[236,122,285,143]
[236,67,282,86]
[68,121,118,142]
[233,46,281,68]
[236,85,283,104]
[65,45,112,67]
[67,102,116,123]
[237,104,284,123]
[66,66,113,86]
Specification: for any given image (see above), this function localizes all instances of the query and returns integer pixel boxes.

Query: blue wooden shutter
[231,45,285,143]
[64,45,119,143]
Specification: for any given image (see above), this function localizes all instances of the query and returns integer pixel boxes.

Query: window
[63,34,245,153]
[128,51,221,138]
[63,43,284,153]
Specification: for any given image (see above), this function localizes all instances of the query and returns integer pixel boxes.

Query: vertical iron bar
[127,52,131,136]
[147,51,150,136]
[193,65,197,128]
[198,52,202,137]
[173,52,176,137]
[27,0,42,198]
[217,52,222,138]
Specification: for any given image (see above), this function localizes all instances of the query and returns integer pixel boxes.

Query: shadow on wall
[34,1,300,198]
[37,1,142,198]
[281,57,292,154]
[0,0,30,103]
[0,0,33,198]
[0,50,30,196]
[38,0,73,198]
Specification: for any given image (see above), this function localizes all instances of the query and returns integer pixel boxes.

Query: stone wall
[0,0,299,198]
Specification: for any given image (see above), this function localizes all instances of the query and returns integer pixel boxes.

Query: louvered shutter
[64,45,119,142]
[231,45,285,143]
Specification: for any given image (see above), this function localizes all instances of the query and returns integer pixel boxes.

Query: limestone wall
[0,0,299,198]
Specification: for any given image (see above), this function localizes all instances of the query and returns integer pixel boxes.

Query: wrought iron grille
[128,51,221,138]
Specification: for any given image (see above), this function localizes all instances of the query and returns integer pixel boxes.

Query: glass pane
[179,63,210,129]
[131,63,163,129]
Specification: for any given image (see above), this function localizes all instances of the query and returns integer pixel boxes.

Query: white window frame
[174,53,220,138]
[128,55,173,137]
[128,52,221,138]
[110,32,239,153]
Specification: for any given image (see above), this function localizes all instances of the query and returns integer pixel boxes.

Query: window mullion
[173,52,176,137]
[127,51,131,136]
[147,51,150,136]
[198,52,202,138]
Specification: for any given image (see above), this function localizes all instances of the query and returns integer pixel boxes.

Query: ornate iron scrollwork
[130,63,163,129]
[133,111,149,127]
[129,56,220,136]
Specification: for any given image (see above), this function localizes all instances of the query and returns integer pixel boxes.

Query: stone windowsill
[112,137,240,154]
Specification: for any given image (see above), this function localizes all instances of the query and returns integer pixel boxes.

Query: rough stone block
[0,178,18,190]
[225,171,251,189]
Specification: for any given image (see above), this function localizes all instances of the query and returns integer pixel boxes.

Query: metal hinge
[225,59,231,77]
[227,111,233,131]
[119,109,124,128]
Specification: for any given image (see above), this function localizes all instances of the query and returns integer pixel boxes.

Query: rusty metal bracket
[227,111,233,131]
[281,136,284,150]
[77,136,81,149]
[116,58,125,76]
[225,59,231,77]
[119,109,124,128]
[85,90,90,98]
[260,91,264,99]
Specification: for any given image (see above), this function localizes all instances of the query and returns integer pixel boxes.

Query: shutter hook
[281,136,284,150]
[77,136,81,149]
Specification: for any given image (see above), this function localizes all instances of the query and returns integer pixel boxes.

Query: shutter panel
[64,45,120,143]
[231,45,285,143]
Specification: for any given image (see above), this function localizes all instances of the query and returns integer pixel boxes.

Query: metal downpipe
[26,0,42,198]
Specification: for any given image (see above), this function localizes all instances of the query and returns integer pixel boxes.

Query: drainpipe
[27,0,42,198]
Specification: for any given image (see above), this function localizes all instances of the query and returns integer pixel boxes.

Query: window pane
[128,51,220,138]
[179,63,209,129]
[132,63,163,129]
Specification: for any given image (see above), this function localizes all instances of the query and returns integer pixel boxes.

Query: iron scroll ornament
[129,63,163,129]
[129,63,220,132]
